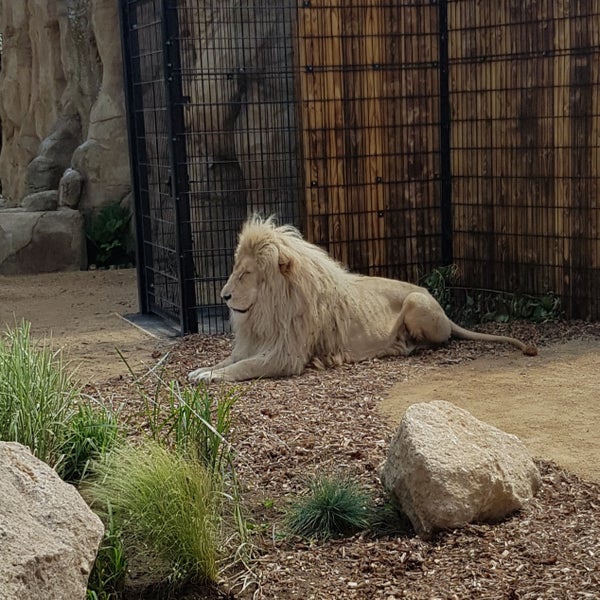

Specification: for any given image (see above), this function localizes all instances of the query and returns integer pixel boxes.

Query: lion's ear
[277,246,293,276]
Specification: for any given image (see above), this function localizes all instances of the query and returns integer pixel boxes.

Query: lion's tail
[450,322,538,356]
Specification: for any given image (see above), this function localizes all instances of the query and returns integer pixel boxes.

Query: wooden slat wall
[295,0,599,318]
[449,0,600,319]
[296,0,440,280]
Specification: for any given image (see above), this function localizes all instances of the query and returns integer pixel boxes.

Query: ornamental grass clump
[85,440,220,586]
[286,475,372,540]
[0,321,119,481]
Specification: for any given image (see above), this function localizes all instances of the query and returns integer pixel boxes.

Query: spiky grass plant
[0,321,80,466]
[286,475,372,540]
[118,350,237,474]
[0,321,119,481]
[86,503,127,600]
[85,440,220,586]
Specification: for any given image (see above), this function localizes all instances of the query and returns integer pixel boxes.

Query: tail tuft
[523,345,538,357]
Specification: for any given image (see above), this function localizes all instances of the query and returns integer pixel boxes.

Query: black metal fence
[120,0,301,333]
[120,0,600,334]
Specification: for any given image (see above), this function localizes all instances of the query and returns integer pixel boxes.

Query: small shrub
[58,402,121,484]
[85,440,220,587]
[420,264,458,316]
[368,501,413,538]
[0,321,119,483]
[137,378,238,475]
[86,202,134,268]
[285,475,372,540]
[421,265,562,324]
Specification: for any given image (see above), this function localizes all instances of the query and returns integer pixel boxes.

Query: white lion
[189,216,537,382]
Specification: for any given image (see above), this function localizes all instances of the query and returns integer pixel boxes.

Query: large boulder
[0,208,87,274]
[0,442,104,600]
[380,400,541,537]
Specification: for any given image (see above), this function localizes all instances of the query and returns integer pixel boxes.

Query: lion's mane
[231,216,367,375]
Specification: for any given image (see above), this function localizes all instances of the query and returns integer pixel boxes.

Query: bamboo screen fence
[448,1,600,320]
[120,0,599,333]
[297,0,599,320]
[296,1,442,284]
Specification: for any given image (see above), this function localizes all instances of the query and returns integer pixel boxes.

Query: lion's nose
[222,293,232,302]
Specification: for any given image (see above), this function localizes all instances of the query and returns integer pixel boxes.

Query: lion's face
[220,254,262,316]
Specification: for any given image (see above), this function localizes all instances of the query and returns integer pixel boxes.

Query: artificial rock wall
[0,0,131,273]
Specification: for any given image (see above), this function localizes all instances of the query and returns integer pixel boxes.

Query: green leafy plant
[285,475,372,540]
[420,264,458,316]
[368,500,413,538]
[0,321,79,466]
[58,402,121,484]
[86,202,134,268]
[0,321,119,482]
[86,503,127,600]
[421,266,562,325]
[85,440,220,587]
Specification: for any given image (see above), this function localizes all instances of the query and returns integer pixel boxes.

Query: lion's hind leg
[399,291,452,348]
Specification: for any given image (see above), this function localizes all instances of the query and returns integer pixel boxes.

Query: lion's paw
[188,368,214,383]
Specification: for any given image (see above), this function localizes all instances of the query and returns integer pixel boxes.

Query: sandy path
[381,339,600,482]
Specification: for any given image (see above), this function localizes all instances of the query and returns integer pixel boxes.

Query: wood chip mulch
[94,321,600,600]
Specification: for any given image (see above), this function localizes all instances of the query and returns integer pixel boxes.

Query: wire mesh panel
[448,0,600,319]
[120,0,195,332]
[296,1,444,282]
[120,0,599,333]
[176,0,302,332]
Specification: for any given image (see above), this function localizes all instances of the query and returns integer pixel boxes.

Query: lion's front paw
[188,367,213,383]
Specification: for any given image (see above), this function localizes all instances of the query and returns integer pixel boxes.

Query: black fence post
[437,0,453,266]
[118,0,150,316]
[161,0,198,334]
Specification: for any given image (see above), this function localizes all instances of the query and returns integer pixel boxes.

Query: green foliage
[85,357,249,596]
[86,503,127,600]
[420,264,458,316]
[285,475,372,540]
[86,203,134,268]
[84,441,220,586]
[421,265,562,325]
[140,378,238,475]
[368,501,413,538]
[58,402,121,484]
[0,321,119,480]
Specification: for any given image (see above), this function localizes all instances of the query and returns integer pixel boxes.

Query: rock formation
[0,0,130,214]
[380,400,541,537]
[0,0,131,273]
[0,441,104,600]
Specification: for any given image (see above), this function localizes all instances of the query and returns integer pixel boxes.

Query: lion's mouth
[229,305,252,314]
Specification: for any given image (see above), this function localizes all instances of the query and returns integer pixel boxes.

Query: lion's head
[220,216,295,323]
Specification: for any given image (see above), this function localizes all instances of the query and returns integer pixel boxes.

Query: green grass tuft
[58,401,121,484]
[285,475,372,540]
[86,503,127,599]
[85,440,220,586]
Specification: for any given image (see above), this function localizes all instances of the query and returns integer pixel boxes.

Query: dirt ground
[0,269,165,385]
[0,269,598,484]
[381,339,600,482]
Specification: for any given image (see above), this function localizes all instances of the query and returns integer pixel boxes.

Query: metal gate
[119,0,303,334]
